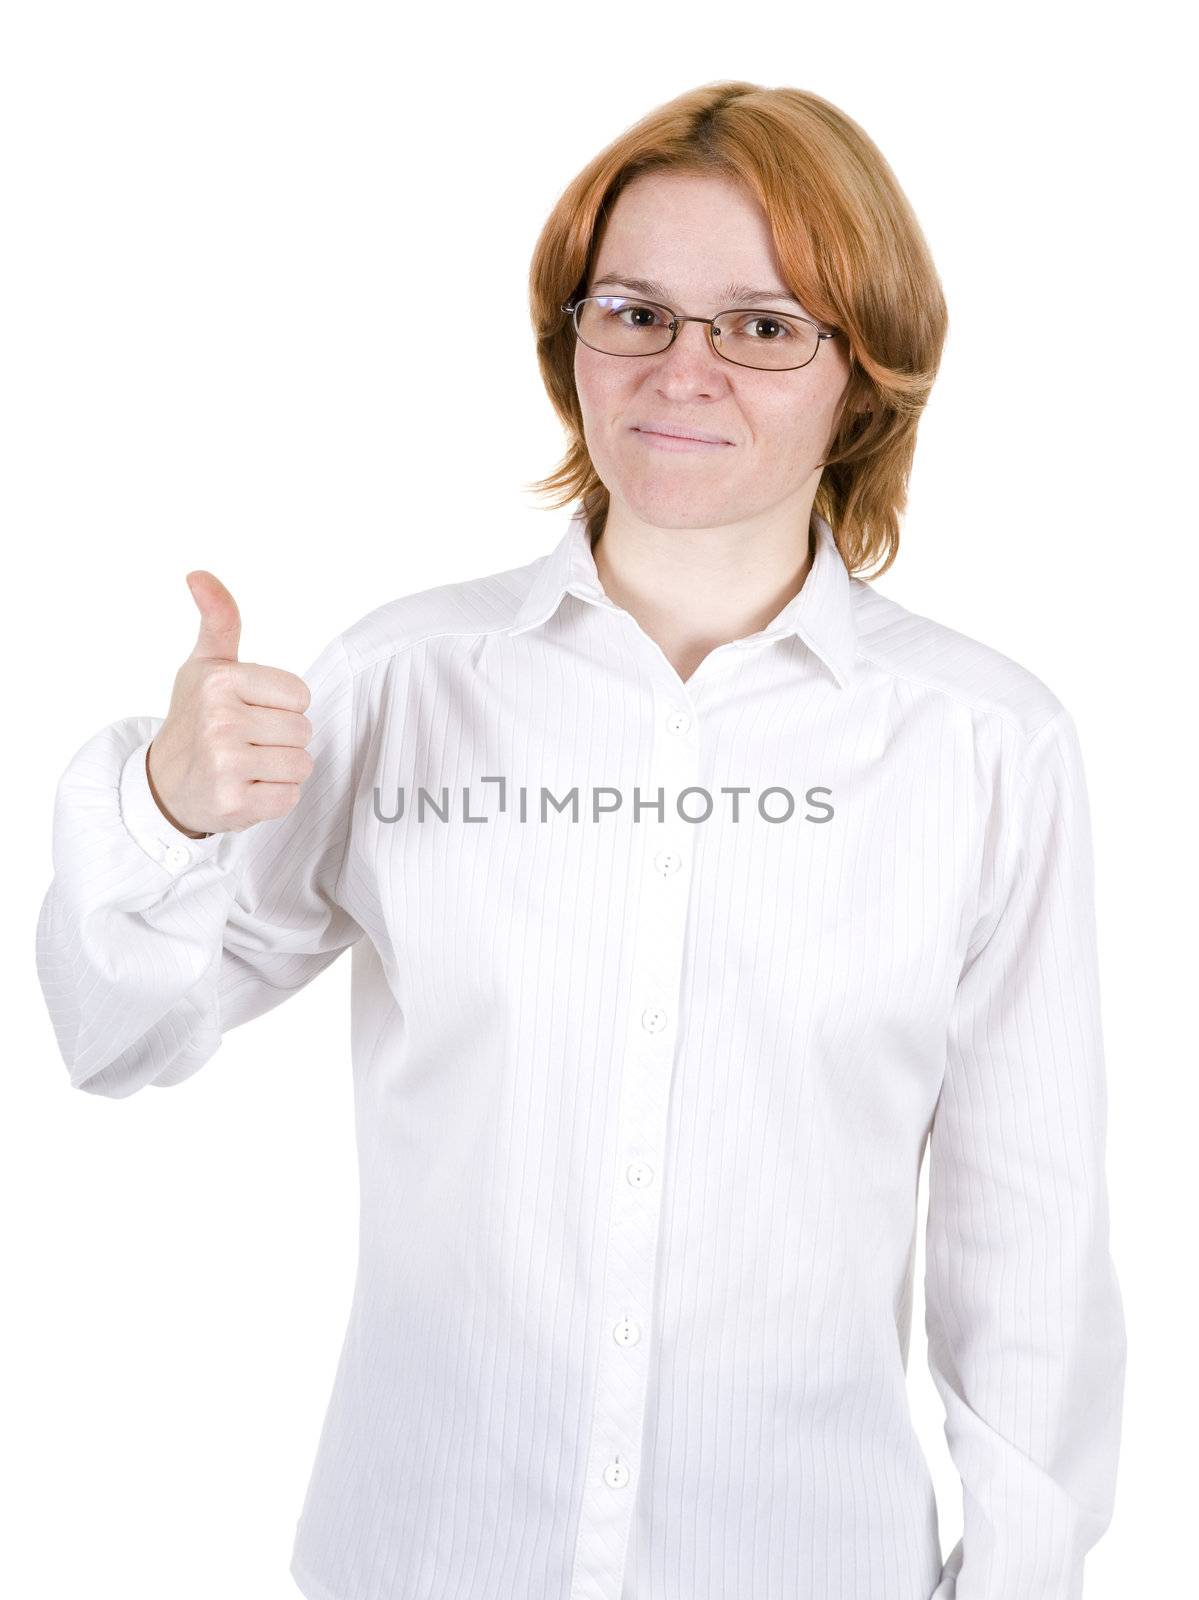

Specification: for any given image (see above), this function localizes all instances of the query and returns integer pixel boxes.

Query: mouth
[631,423,733,452]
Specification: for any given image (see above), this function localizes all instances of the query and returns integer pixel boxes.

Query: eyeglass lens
[574,295,819,370]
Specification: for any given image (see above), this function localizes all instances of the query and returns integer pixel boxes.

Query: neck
[590,500,818,684]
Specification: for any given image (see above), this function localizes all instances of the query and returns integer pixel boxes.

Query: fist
[145,571,315,838]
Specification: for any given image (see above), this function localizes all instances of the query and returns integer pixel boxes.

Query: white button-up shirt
[36,506,1126,1600]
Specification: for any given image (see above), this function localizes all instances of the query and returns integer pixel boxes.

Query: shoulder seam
[340,618,524,683]
[852,645,1062,743]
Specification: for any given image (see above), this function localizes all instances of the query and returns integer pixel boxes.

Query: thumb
[185,570,241,662]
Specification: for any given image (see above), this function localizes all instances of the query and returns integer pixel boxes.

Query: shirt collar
[506,505,859,689]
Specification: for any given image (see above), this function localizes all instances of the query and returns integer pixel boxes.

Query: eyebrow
[590,274,806,310]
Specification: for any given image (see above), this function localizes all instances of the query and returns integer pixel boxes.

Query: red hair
[524,80,949,578]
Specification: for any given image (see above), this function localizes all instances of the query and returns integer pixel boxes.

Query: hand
[145,572,315,839]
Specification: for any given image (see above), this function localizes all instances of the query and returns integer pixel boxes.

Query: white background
[4,3,1193,1595]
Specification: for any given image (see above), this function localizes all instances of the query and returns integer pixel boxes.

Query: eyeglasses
[561,293,837,372]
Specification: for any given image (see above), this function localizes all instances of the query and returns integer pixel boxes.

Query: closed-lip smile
[631,420,732,445]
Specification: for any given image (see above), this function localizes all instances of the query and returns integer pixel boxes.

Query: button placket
[568,689,698,1600]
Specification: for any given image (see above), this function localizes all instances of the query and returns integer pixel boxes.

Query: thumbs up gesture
[145,572,315,839]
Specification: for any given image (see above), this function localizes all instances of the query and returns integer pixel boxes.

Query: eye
[599,298,667,328]
[727,314,796,341]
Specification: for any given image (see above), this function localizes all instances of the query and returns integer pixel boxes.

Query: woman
[37,81,1125,1600]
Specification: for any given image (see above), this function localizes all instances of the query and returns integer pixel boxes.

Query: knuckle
[208,742,238,775]
[213,777,244,818]
[200,661,236,698]
[201,711,235,746]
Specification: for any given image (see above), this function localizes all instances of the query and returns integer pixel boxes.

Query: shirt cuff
[118,738,225,877]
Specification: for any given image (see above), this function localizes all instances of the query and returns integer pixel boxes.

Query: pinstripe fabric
[35,505,1126,1600]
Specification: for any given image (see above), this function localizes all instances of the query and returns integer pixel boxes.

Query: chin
[619,486,741,530]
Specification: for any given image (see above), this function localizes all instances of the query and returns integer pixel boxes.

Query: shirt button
[626,1161,654,1187]
[641,1005,668,1034]
[653,849,682,876]
[603,1457,631,1488]
[613,1316,641,1346]
[163,843,191,869]
[665,709,691,735]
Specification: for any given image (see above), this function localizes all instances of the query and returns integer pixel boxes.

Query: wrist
[145,740,213,840]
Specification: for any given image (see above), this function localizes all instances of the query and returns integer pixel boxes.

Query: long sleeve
[35,631,365,1098]
[925,709,1126,1599]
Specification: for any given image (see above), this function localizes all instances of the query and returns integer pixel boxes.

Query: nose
[672,316,716,349]
[658,316,725,368]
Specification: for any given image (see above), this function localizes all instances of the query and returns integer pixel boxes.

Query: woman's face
[573,170,852,531]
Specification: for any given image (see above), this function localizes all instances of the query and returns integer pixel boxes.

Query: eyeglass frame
[560,292,839,372]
